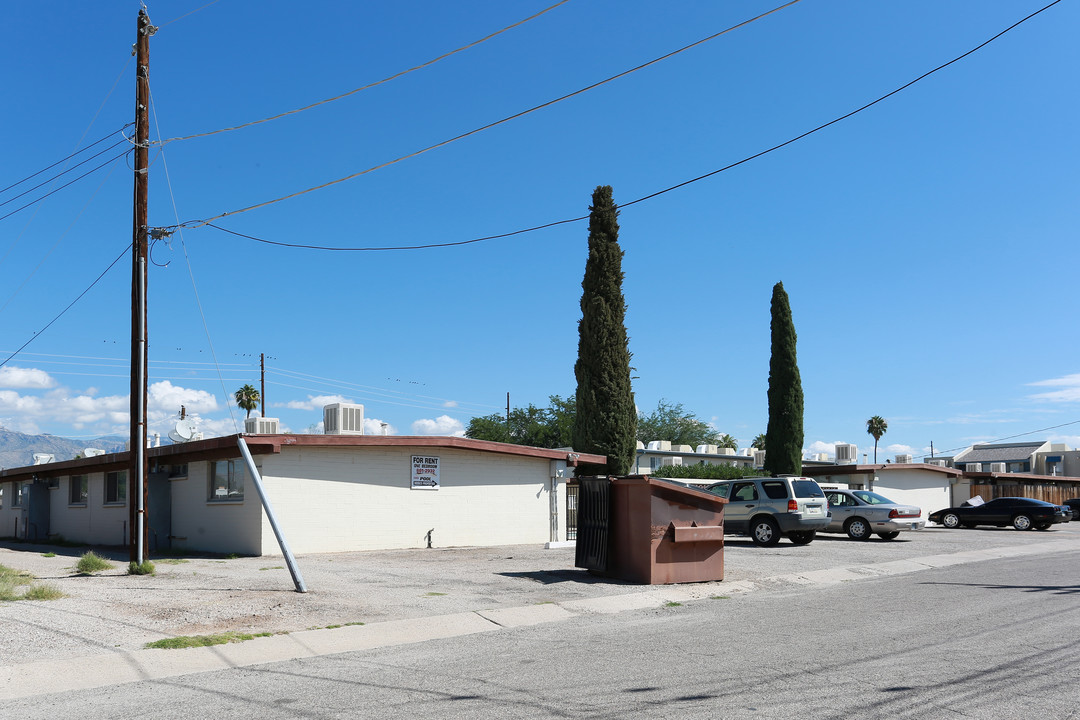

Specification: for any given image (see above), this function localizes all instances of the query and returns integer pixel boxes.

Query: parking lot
[2,522,1079,668]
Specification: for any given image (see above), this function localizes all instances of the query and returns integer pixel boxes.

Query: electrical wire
[196,0,1061,254]
[155,0,572,146]
[0,126,132,196]
[148,82,241,434]
[917,418,1080,461]
[0,149,129,224]
[156,0,220,29]
[0,244,131,372]
[166,0,803,232]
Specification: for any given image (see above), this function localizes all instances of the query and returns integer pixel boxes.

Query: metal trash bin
[575,475,726,584]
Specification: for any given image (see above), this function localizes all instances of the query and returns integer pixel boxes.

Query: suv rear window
[792,480,824,498]
[761,481,789,500]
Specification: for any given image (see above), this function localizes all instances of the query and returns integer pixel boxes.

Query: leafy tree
[466,395,575,449]
[763,282,804,476]
[572,185,637,476]
[717,434,738,451]
[751,433,767,451]
[234,384,260,419]
[652,464,765,481]
[636,399,718,448]
[866,416,888,463]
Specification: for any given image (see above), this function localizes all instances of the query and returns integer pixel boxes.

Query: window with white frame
[69,475,88,505]
[105,471,126,505]
[12,482,23,507]
[209,460,244,501]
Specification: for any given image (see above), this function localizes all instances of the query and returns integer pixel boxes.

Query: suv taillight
[788,499,799,512]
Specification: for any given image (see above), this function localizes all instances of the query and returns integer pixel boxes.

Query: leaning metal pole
[236,437,307,592]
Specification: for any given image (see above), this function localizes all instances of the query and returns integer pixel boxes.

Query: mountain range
[0,429,127,471]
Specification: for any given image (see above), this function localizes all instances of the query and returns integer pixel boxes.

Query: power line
[0,126,131,196]
[195,0,1060,254]
[0,149,129,223]
[0,244,131,371]
[917,417,1080,460]
[155,1,571,147]
[166,0,803,231]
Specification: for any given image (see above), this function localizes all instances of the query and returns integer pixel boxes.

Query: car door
[826,491,855,531]
[725,481,758,534]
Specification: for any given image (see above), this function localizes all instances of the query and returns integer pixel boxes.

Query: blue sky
[1,0,1077,462]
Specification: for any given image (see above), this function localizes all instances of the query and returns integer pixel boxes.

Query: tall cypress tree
[572,185,636,476]
[763,281,804,476]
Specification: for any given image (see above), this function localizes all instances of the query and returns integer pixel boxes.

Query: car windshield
[852,491,894,505]
[792,480,824,498]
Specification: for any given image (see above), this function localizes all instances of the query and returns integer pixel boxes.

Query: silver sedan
[821,489,924,540]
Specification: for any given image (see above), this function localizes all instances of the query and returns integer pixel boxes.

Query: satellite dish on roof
[169,418,197,443]
[83,448,106,457]
[32,453,55,465]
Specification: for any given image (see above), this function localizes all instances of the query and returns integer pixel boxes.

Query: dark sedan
[929,497,1070,531]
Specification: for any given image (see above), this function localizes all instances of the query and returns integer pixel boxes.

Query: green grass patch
[156,558,188,565]
[41,552,56,558]
[144,631,273,650]
[259,566,284,571]
[709,595,731,600]
[75,551,115,575]
[21,583,65,601]
[664,601,683,607]
[425,591,447,596]
[128,560,156,576]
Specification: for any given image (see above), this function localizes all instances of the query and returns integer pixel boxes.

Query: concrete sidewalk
[3,531,1079,701]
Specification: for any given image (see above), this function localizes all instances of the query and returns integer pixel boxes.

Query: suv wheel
[789,531,815,545]
[845,517,872,540]
[750,517,781,547]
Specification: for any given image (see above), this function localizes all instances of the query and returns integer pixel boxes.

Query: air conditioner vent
[324,403,365,435]
[989,462,1007,473]
[245,417,280,434]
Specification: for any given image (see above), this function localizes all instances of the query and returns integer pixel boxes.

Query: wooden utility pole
[129,9,154,564]
[260,353,266,418]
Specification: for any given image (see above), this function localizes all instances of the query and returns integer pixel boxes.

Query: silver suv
[703,476,830,546]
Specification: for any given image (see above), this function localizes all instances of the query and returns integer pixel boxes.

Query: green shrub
[21,583,65,601]
[128,560,156,576]
[651,464,766,481]
[75,551,115,575]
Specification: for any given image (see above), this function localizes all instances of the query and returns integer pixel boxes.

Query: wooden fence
[970,480,1080,505]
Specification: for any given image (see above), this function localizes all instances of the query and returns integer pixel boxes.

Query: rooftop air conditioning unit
[835,444,857,464]
[928,459,947,467]
[966,463,982,473]
[245,417,280,434]
[324,403,365,435]
[32,453,54,465]
[895,454,913,464]
[753,450,766,467]
[989,462,1007,473]
[695,444,719,455]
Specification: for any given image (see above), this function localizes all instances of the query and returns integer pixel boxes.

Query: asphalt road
[8,542,1080,719]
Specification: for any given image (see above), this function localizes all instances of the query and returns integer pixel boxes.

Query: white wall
[871,469,954,521]
[169,461,262,556]
[257,445,553,555]
[47,473,129,546]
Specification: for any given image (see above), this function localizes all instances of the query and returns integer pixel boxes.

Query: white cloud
[1027,374,1080,403]
[364,418,396,435]
[804,440,853,460]
[0,366,55,389]
[149,381,219,415]
[411,415,465,437]
[280,394,351,411]
[443,400,458,408]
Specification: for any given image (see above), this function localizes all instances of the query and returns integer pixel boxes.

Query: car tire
[1034,523,1051,531]
[789,531,815,545]
[877,532,900,540]
[845,517,872,540]
[1012,514,1032,531]
[750,517,781,547]
[942,512,961,529]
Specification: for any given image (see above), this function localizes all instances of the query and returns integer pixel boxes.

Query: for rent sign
[411,455,440,490]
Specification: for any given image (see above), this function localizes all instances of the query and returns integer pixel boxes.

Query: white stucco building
[0,434,603,556]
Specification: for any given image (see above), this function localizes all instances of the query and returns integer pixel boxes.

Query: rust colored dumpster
[575,475,726,584]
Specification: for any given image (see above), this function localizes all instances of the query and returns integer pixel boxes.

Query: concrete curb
[3,538,1079,701]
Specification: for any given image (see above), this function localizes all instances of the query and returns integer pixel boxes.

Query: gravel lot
[2,523,1078,666]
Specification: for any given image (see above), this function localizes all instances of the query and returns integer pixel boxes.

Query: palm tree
[235,384,260,419]
[866,416,888,463]
[751,433,767,451]
[717,434,737,451]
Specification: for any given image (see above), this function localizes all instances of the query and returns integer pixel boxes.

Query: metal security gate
[566,484,579,540]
